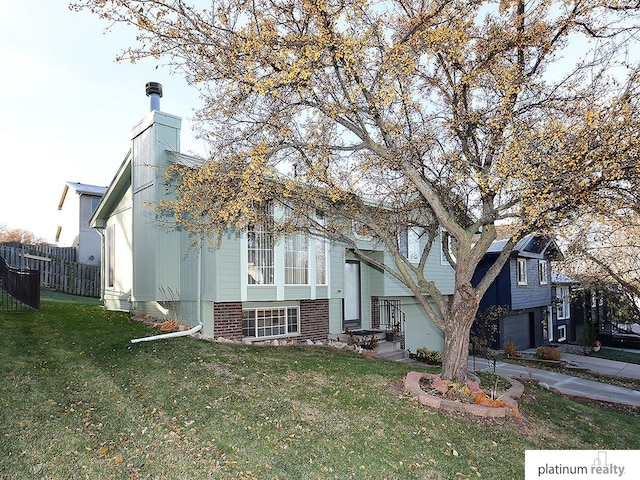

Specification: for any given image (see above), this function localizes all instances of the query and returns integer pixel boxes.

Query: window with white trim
[242,307,300,338]
[399,230,408,257]
[399,227,420,262]
[557,325,567,342]
[517,258,528,285]
[285,233,309,284]
[555,286,570,320]
[315,238,327,285]
[539,260,549,285]
[107,225,115,288]
[247,203,274,285]
[440,228,456,266]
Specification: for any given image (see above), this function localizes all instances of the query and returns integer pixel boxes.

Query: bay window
[285,233,309,284]
[247,203,274,285]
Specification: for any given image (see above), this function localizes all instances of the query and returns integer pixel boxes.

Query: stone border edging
[404,371,523,418]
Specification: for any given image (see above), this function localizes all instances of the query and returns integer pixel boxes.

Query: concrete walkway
[561,351,640,380]
[467,350,640,407]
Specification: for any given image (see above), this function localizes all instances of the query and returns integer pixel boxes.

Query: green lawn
[592,346,640,365]
[1,296,639,479]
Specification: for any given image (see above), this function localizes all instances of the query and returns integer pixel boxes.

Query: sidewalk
[467,353,640,407]
[560,352,640,380]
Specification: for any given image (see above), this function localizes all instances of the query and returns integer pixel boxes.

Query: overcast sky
[0,1,206,243]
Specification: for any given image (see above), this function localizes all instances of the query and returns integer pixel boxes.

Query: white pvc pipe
[130,322,203,344]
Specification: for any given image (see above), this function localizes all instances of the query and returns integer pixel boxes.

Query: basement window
[242,307,300,338]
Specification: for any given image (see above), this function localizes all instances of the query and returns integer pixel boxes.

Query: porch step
[374,340,408,361]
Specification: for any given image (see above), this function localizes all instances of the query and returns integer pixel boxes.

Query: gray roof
[551,272,576,284]
[65,181,107,196]
[486,233,563,260]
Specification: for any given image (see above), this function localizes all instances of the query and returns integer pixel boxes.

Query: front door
[343,260,361,330]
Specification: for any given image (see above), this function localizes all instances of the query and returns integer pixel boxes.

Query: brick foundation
[213,302,243,340]
[213,300,329,342]
[299,299,330,342]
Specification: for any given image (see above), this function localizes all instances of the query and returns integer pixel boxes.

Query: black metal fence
[0,255,40,311]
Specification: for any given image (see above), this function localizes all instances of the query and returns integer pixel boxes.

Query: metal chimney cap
[145,82,163,97]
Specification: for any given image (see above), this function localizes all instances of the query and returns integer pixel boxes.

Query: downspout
[130,322,203,343]
[96,228,105,301]
[197,242,202,328]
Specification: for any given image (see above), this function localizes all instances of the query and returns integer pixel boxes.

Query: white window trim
[539,260,548,285]
[440,228,456,267]
[284,232,309,285]
[517,258,528,285]
[314,237,328,286]
[242,306,300,339]
[407,228,420,262]
[556,286,570,320]
[557,325,567,342]
[106,224,115,288]
[247,203,275,286]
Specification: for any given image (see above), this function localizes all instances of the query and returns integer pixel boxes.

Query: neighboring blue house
[571,282,640,349]
[472,234,563,350]
[551,271,575,343]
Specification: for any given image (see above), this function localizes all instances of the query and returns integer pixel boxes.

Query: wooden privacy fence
[0,243,100,298]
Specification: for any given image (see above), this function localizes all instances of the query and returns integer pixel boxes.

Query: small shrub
[536,346,561,361]
[503,341,518,357]
[414,347,442,365]
[361,335,379,350]
[580,322,600,354]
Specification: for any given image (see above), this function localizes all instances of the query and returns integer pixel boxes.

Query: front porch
[328,328,409,361]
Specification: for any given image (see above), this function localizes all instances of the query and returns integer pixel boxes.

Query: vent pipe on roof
[145,82,163,111]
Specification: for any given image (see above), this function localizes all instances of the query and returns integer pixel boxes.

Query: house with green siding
[89,83,455,354]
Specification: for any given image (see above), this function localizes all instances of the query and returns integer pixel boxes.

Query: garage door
[502,313,531,350]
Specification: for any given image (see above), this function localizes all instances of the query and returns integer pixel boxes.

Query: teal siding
[394,297,444,352]
[247,286,278,301]
[132,187,156,300]
[315,286,329,298]
[177,237,199,302]
[131,112,182,303]
[211,237,241,301]
[328,246,345,333]
[366,252,385,296]
[284,286,313,299]
[381,237,454,297]
[329,246,344,296]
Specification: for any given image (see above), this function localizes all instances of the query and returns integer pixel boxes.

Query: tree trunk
[440,284,480,383]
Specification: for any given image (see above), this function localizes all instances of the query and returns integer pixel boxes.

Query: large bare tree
[72,0,640,382]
